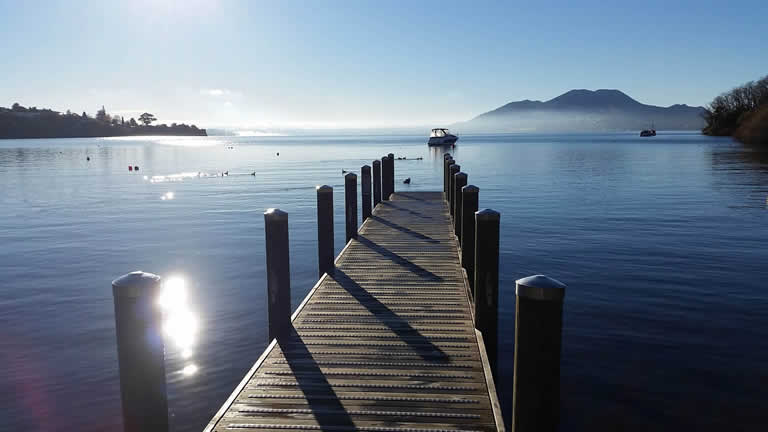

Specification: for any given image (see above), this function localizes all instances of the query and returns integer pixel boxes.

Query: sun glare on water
[158,276,199,376]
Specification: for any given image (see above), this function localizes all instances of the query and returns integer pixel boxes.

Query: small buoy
[403,178,411,184]
[276,152,279,156]
[251,171,256,176]
[342,169,348,174]
[128,166,133,171]
[86,156,90,161]
[224,171,228,176]
[134,166,139,171]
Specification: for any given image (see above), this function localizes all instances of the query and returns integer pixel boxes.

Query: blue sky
[0,0,766,128]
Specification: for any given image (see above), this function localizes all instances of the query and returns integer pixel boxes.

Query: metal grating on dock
[204,192,504,431]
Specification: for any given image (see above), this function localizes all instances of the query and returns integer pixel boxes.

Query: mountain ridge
[461,89,705,132]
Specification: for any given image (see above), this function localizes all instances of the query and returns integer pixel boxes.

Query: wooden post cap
[516,274,566,301]
[463,185,479,193]
[475,208,500,221]
[345,172,357,180]
[316,185,332,193]
[265,208,288,220]
[112,271,161,298]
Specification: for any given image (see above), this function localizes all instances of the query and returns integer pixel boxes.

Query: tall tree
[96,106,108,122]
[138,112,157,126]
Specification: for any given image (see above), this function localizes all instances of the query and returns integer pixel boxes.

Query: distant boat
[640,122,656,137]
[428,128,458,146]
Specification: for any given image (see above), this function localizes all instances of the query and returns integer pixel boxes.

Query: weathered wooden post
[361,165,372,221]
[264,208,291,341]
[461,185,479,292]
[316,185,334,278]
[512,275,566,432]
[112,271,169,432]
[474,209,499,378]
[387,152,395,196]
[372,159,382,206]
[344,172,358,241]
[444,158,455,200]
[449,164,460,218]
[381,156,391,201]
[453,172,467,240]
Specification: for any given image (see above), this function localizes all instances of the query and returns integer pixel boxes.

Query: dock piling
[454,172,467,240]
[387,153,395,195]
[264,208,291,341]
[474,208,500,378]
[449,164,460,217]
[372,159,381,206]
[444,158,455,200]
[381,156,391,201]
[512,275,566,432]
[112,271,169,432]
[344,173,358,241]
[361,165,372,221]
[461,185,479,292]
[316,185,334,278]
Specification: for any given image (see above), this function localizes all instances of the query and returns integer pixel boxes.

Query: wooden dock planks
[204,191,504,431]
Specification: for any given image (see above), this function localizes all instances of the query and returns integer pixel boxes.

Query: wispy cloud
[200,88,239,97]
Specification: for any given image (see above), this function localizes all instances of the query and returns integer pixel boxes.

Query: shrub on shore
[703,75,768,145]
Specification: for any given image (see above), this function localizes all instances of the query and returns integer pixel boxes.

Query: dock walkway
[204,191,504,431]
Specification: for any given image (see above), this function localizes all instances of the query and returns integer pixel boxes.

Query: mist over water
[0,133,766,431]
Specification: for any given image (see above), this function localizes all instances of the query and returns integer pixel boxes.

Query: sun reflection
[160,191,175,200]
[182,364,198,376]
[157,276,200,377]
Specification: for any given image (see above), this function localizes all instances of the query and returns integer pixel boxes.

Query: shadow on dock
[330,268,449,362]
[278,327,355,428]
[380,201,434,219]
[356,235,443,281]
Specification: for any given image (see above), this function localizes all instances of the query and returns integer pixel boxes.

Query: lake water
[1,132,766,431]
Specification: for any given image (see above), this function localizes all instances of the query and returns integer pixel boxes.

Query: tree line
[0,104,206,139]
[703,75,768,145]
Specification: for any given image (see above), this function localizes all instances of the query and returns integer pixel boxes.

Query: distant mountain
[460,89,706,132]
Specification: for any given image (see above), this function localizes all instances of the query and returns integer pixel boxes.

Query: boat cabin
[430,128,452,138]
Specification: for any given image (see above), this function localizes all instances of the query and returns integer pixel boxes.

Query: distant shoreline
[0,104,206,139]
[0,128,207,140]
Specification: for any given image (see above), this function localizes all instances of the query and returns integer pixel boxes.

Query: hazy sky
[1,0,766,129]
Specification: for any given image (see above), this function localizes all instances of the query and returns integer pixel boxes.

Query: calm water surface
[1,133,766,431]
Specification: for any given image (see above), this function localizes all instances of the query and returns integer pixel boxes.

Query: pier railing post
[372,159,382,206]
[316,185,334,278]
[453,172,467,240]
[112,271,169,432]
[449,164,460,218]
[387,153,395,196]
[474,209,500,378]
[345,172,358,241]
[512,275,566,432]
[361,165,372,221]
[444,158,455,201]
[381,156,391,201]
[461,185,479,293]
[264,208,291,341]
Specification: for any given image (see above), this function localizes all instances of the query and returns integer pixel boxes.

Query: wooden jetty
[111,152,567,432]
[204,191,504,431]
